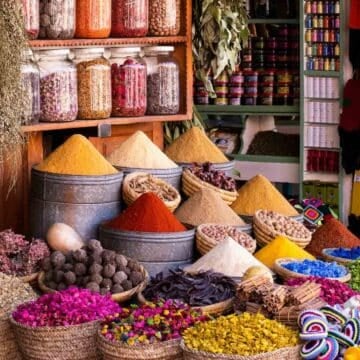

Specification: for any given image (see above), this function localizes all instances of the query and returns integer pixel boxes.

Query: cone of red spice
[106,192,187,233]
[305,218,360,258]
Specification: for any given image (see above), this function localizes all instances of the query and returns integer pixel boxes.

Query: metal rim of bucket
[176,160,235,168]
[114,166,182,175]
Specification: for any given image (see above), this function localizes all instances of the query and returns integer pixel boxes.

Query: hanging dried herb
[0,1,28,189]
[192,0,249,94]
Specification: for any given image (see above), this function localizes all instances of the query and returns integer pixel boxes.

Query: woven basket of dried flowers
[321,248,355,265]
[182,169,237,205]
[180,342,301,360]
[38,265,148,304]
[0,315,22,360]
[274,258,351,283]
[97,334,183,360]
[10,316,101,360]
[196,224,256,256]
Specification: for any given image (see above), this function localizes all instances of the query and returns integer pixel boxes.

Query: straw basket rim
[322,248,356,264]
[180,340,302,360]
[273,258,351,283]
[38,265,148,303]
[19,272,39,283]
[122,172,181,212]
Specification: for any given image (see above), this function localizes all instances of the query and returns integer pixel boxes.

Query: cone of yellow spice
[255,235,315,270]
[165,127,229,163]
[231,174,298,216]
[182,313,299,357]
[36,134,118,176]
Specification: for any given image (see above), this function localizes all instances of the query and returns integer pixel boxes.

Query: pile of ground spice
[108,131,178,169]
[254,235,315,269]
[36,134,118,176]
[305,218,360,258]
[231,174,298,216]
[106,193,186,233]
[184,237,270,277]
[165,127,229,163]
[175,188,245,226]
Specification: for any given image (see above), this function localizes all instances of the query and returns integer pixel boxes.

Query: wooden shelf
[248,18,299,24]
[304,70,340,77]
[22,114,189,132]
[196,105,300,116]
[303,172,339,182]
[30,36,187,49]
[230,154,299,164]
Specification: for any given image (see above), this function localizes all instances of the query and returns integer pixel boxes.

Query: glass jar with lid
[39,0,76,39]
[21,49,40,124]
[75,0,111,38]
[110,47,147,117]
[149,0,180,36]
[111,0,148,37]
[143,46,180,115]
[22,0,40,39]
[37,49,78,122]
[73,48,112,120]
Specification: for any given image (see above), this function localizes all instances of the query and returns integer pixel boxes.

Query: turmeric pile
[231,174,298,216]
[36,134,118,176]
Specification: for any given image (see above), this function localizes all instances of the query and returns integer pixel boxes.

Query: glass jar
[111,0,148,37]
[22,0,40,39]
[110,47,147,117]
[39,0,75,39]
[75,0,111,38]
[149,0,180,36]
[38,49,78,122]
[73,48,112,120]
[21,50,40,124]
[144,46,180,115]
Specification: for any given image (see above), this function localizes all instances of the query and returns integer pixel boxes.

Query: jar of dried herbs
[21,49,40,124]
[73,48,112,120]
[39,0,76,39]
[110,47,147,117]
[144,46,179,115]
[148,0,180,35]
[38,49,78,122]
[22,0,40,39]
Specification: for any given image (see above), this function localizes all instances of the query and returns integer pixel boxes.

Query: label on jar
[229,97,241,105]
[214,97,229,105]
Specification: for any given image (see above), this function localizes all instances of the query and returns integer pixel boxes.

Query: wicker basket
[322,248,356,265]
[38,265,148,303]
[182,169,237,205]
[0,315,22,360]
[180,341,301,360]
[122,172,181,212]
[273,258,351,283]
[97,334,183,360]
[196,224,256,256]
[10,316,100,360]
[253,211,311,248]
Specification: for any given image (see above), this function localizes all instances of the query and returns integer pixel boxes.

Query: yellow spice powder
[231,174,298,216]
[36,134,118,176]
[254,235,315,269]
[165,127,229,163]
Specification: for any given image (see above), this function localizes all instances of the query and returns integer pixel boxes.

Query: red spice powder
[305,218,360,258]
[106,192,186,233]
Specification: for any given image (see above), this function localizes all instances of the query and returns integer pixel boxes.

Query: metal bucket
[177,160,235,176]
[114,166,183,191]
[30,169,124,240]
[140,259,193,278]
[99,226,195,262]
[236,223,253,235]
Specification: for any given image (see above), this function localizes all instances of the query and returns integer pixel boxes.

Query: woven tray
[182,169,237,205]
[273,258,351,283]
[322,248,356,265]
[10,316,100,360]
[97,333,182,360]
[122,172,181,212]
[180,341,301,360]
[0,315,22,360]
[38,265,148,303]
[253,210,311,248]
[196,224,256,256]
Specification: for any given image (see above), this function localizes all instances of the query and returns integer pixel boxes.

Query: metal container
[237,223,253,235]
[30,168,124,240]
[115,166,182,190]
[99,225,195,262]
[177,160,235,177]
[140,259,193,277]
